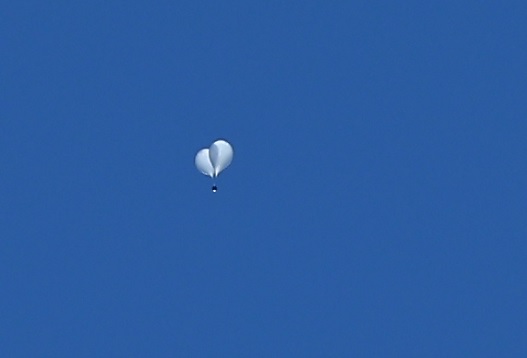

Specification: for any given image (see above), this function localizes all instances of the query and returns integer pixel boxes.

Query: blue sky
[1,1,526,356]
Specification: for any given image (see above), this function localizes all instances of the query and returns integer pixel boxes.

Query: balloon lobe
[195,148,214,177]
[209,140,233,177]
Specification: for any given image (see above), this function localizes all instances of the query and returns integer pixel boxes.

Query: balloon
[194,148,214,177]
[195,139,234,178]
[209,140,233,177]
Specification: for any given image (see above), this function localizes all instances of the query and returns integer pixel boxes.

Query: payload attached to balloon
[195,139,233,191]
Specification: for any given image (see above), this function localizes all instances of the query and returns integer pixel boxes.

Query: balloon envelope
[195,139,234,178]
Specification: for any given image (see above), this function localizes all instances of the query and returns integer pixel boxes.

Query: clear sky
[1,1,526,357]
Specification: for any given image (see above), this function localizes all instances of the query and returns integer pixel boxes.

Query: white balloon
[209,140,233,177]
[195,148,214,177]
[195,139,234,179]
